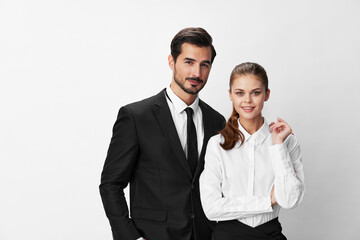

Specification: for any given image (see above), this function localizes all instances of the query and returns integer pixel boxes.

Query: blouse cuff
[269,143,295,176]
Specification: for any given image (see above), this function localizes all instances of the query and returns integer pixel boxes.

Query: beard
[173,68,206,95]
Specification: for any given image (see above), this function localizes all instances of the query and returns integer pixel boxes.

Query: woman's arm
[199,137,273,221]
[270,118,305,209]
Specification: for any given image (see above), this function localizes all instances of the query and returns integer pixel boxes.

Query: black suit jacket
[100,89,225,240]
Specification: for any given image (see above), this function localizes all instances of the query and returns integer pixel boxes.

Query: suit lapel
[194,100,214,180]
[153,89,193,179]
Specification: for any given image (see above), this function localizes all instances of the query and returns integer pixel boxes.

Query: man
[100,27,225,240]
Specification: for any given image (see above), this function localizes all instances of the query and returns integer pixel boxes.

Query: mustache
[186,77,203,83]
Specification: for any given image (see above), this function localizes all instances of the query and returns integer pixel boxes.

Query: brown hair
[170,27,216,63]
[220,62,269,150]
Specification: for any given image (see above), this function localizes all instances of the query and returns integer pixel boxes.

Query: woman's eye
[236,92,244,96]
[252,91,261,95]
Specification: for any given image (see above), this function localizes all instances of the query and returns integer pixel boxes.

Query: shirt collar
[166,86,200,114]
[237,118,270,145]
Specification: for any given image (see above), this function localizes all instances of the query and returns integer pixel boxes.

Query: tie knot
[185,107,194,118]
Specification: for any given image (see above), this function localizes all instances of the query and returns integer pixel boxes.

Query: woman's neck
[239,115,264,135]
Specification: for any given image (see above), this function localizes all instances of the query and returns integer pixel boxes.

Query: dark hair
[220,62,269,150]
[170,27,216,63]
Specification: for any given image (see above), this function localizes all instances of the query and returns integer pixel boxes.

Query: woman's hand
[271,185,277,206]
[270,117,292,145]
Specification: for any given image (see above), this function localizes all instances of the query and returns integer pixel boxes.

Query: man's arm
[99,106,141,240]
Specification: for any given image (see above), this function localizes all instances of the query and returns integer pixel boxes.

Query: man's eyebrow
[201,60,211,65]
[183,58,211,65]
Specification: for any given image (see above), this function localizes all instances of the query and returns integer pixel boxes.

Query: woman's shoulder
[207,134,225,151]
[208,133,223,145]
[205,134,228,163]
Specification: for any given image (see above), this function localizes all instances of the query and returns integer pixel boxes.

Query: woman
[199,62,305,239]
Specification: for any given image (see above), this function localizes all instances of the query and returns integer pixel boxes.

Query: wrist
[272,139,284,145]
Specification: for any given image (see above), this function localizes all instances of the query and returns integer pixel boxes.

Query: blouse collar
[237,118,270,145]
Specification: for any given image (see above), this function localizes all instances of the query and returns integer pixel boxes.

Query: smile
[241,107,255,113]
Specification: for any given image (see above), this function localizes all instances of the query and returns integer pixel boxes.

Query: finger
[270,121,282,129]
[275,126,292,135]
[272,123,289,133]
[273,121,290,130]
[277,117,288,125]
[274,126,284,133]
[270,122,286,130]
[270,123,279,132]
[269,122,275,132]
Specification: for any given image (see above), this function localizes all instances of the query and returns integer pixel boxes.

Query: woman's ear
[228,89,233,102]
[265,89,270,101]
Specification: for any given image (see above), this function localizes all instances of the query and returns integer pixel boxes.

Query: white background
[1,0,360,239]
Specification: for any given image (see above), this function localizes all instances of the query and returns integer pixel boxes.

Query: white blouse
[199,120,305,227]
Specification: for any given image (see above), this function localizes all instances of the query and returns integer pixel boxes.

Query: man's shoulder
[122,89,165,112]
[199,99,225,122]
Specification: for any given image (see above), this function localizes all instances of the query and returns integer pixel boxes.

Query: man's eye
[185,61,192,64]
[201,63,209,68]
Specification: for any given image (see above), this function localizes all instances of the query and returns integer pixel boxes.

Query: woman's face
[229,74,270,121]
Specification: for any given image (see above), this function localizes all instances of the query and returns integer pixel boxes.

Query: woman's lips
[242,107,255,112]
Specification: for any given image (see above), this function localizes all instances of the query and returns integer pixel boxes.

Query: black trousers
[212,217,287,240]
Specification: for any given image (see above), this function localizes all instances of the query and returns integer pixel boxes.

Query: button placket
[247,139,255,196]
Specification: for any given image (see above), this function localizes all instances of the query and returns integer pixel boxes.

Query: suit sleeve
[99,106,141,240]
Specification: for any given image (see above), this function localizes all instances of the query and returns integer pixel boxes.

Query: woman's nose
[244,94,252,103]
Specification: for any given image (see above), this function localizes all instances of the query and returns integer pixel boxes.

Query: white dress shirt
[199,119,305,227]
[137,87,204,240]
[165,86,204,156]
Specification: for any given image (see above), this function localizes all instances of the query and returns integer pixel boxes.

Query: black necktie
[185,107,198,176]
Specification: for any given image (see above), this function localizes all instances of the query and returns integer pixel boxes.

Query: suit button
[191,184,195,190]
[189,213,195,219]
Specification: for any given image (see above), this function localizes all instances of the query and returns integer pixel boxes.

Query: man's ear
[168,54,175,71]
[265,89,270,101]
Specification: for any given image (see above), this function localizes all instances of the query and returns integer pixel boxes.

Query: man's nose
[192,65,201,78]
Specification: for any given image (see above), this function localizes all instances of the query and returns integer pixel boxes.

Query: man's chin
[183,87,201,95]
[174,78,204,95]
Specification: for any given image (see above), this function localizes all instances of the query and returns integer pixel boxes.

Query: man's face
[169,43,212,95]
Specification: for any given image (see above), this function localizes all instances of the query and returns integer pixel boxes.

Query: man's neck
[169,83,197,106]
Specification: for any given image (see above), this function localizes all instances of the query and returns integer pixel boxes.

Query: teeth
[244,107,253,110]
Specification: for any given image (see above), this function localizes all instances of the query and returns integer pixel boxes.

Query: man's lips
[241,107,255,112]
[189,80,200,85]
[186,78,203,86]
